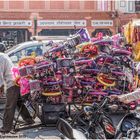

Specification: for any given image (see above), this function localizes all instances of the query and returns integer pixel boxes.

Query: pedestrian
[0,43,6,53]
[0,52,34,134]
[110,88,140,104]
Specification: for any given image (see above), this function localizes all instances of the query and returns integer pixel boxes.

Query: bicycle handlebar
[97,97,109,111]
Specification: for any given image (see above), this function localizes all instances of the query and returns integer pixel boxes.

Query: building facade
[114,0,140,26]
[0,0,117,46]
[0,0,139,46]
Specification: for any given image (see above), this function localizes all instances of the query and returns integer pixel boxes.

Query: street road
[0,104,132,139]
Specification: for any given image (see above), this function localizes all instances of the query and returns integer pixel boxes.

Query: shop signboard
[91,20,113,26]
[0,20,32,26]
[38,20,86,27]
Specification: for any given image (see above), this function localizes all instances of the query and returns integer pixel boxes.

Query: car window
[9,50,22,63]
[9,44,43,63]
[25,45,43,56]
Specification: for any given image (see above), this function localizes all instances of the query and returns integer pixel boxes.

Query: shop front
[38,29,79,36]
[37,19,87,36]
[0,12,117,47]
[0,19,32,49]
[0,29,31,49]
[36,12,116,37]
[91,20,113,37]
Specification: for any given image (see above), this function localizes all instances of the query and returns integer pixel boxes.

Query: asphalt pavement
[0,103,132,139]
[0,109,60,139]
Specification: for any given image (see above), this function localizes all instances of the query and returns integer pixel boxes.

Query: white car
[6,36,67,64]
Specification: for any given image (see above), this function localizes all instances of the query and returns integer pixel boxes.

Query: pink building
[0,0,117,46]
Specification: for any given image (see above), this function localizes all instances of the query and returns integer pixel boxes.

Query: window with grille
[135,0,140,12]
[97,0,111,11]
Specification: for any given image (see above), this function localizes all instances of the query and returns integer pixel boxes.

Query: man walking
[0,43,6,53]
[0,52,34,133]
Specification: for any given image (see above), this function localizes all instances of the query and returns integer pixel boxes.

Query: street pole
[111,10,119,34]
[74,25,77,33]
[34,16,37,36]
[116,16,119,33]
[115,11,119,33]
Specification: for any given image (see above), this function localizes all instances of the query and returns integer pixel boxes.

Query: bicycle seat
[43,80,62,86]
[103,90,122,95]
[112,48,131,56]
[35,63,53,70]
[80,68,99,74]
[88,91,108,96]
[49,45,64,53]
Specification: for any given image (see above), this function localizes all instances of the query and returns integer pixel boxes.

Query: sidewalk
[0,116,60,139]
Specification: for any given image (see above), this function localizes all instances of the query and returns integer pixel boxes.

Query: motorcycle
[115,112,140,139]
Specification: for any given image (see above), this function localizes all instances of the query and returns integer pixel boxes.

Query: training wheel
[18,56,36,67]
[97,73,116,87]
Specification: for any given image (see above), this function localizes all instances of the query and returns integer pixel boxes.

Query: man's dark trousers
[3,85,32,131]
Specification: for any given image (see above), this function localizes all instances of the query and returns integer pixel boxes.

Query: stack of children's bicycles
[11,28,139,127]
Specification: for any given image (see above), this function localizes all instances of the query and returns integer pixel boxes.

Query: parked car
[0,37,67,107]
[6,36,67,64]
